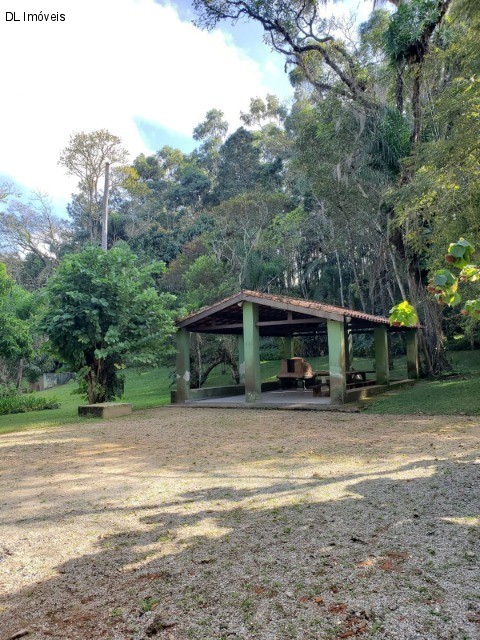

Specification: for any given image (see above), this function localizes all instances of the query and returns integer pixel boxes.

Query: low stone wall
[29,372,76,392]
[171,380,281,404]
[347,379,417,403]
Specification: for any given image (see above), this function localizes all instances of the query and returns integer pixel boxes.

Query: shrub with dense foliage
[0,263,35,386]
[0,384,59,415]
[42,245,177,404]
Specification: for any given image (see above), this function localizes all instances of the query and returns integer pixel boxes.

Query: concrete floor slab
[178,389,360,412]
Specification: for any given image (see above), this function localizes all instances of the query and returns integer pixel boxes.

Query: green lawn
[363,349,480,415]
[0,368,173,435]
[447,348,480,374]
[1,349,479,434]
[364,375,480,415]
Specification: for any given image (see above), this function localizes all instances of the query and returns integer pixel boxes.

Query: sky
[0,0,372,213]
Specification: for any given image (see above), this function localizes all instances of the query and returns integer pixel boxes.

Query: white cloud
[0,0,288,204]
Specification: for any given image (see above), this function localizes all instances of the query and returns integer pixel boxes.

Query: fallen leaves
[357,550,409,572]
[251,585,278,598]
[296,595,369,636]
[297,595,326,606]
[380,551,409,571]
[467,611,480,624]
[136,571,171,582]
[337,612,369,638]
[356,558,375,568]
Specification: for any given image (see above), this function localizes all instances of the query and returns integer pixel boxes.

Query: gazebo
[173,290,419,406]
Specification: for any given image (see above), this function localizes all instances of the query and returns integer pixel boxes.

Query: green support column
[344,325,353,371]
[238,334,245,384]
[374,326,390,385]
[243,301,261,403]
[327,320,347,404]
[282,336,294,359]
[406,330,419,379]
[176,328,190,403]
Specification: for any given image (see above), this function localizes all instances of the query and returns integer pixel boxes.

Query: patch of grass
[139,597,158,612]
[448,349,480,375]
[0,367,172,435]
[364,349,480,416]
[366,374,480,415]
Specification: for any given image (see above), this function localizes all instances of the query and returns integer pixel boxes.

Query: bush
[42,245,177,404]
[0,392,60,415]
[0,384,17,398]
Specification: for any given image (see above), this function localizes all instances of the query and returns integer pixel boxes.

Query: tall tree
[193,109,229,178]
[0,191,70,271]
[59,130,128,244]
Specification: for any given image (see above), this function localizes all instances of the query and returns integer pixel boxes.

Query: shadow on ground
[1,452,478,640]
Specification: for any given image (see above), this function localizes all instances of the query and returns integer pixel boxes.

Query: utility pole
[101,161,110,251]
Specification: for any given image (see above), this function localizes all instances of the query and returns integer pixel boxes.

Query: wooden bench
[312,370,376,396]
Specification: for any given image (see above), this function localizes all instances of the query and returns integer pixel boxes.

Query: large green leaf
[389,301,419,327]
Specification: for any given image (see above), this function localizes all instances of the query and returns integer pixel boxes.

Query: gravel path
[0,408,478,640]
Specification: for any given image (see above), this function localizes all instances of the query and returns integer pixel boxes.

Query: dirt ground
[0,407,479,640]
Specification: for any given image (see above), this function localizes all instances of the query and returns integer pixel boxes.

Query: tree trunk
[350,254,366,313]
[396,63,404,113]
[199,360,223,387]
[16,358,24,390]
[86,360,108,404]
[390,226,449,376]
[388,245,407,301]
[411,68,422,144]
[406,271,450,376]
[86,370,98,404]
[335,249,345,307]
[224,351,240,385]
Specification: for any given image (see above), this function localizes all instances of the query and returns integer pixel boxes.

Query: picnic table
[312,369,376,396]
[277,359,376,394]
[277,361,333,390]
[277,357,316,389]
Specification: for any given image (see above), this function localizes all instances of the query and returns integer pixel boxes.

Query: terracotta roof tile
[241,290,391,324]
[177,289,393,327]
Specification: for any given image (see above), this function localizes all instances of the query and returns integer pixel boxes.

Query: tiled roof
[241,290,391,324]
[177,290,392,327]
